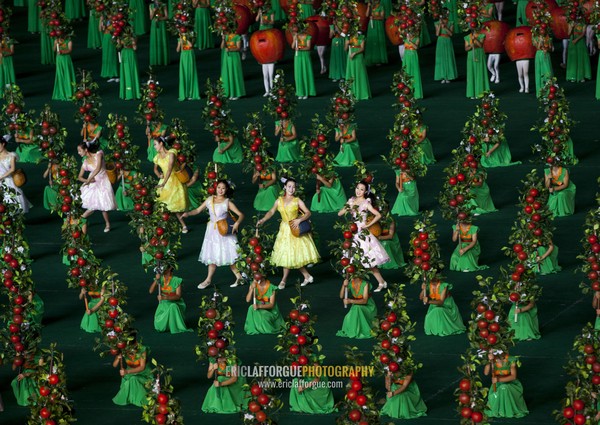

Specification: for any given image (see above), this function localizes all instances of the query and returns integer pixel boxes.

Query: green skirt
[311,179,347,213]
[28,0,41,33]
[178,50,200,101]
[43,185,60,210]
[16,143,42,164]
[424,296,466,336]
[466,48,489,98]
[444,0,460,32]
[289,376,336,414]
[201,373,249,413]
[381,381,427,419]
[213,140,243,164]
[508,304,540,341]
[403,49,422,99]
[294,50,316,97]
[11,372,37,406]
[467,182,497,214]
[154,299,192,333]
[187,182,202,209]
[365,19,388,66]
[195,7,214,50]
[120,48,141,100]
[244,304,285,335]
[534,50,553,97]
[333,141,362,167]
[329,37,347,80]
[391,181,419,216]
[434,36,457,81]
[548,182,576,217]
[272,0,286,20]
[485,379,529,418]
[87,12,102,49]
[419,138,435,165]
[481,138,520,168]
[336,298,377,339]
[0,56,15,91]
[379,233,406,270]
[112,368,153,407]
[80,297,102,333]
[515,0,528,26]
[101,33,119,78]
[276,139,302,162]
[147,143,157,162]
[565,137,578,165]
[450,241,488,272]
[221,50,245,98]
[566,39,591,82]
[298,3,314,20]
[346,52,371,100]
[115,185,134,211]
[130,0,149,35]
[52,54,76,101]
[149,20,170,66]
[40,27,55,65]
[65,0,86,20]
[419,18,432,46]
[254,185,280,211]
[28,293,44,327]
[536,245,561,275]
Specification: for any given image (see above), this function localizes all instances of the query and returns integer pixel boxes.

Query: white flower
[224,321,230,328]
[300,304,308,310]
[387,301,394,308]
[244,414,255,420]
[107,331,116,337]
[17,246,24,253]
[20,265,26,271]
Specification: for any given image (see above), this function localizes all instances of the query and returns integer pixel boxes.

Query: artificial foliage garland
[457,0,487,32]
[336,347,379,424]
[2,84,35,140]
[105,113,140,173]
[264,69,297,122]
[136,73,165,125]
[300,114,335,181]
[578,179,600,296]
[404,210,445,285]
[235,221,276,284]
[244,378,284,425]
[34,105,66,161]
[195,288,236,360]
[202,78,236,139]
[243,112,275,176]
[142,362,185,424]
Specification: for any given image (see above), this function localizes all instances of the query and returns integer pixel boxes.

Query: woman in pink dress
[77,140,117,233]
[338,180,390,292]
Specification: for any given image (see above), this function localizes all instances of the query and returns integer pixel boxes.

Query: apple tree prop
[235,220,276,284]
[34,105,66,161]
[530,0,554,39]
[136,73,164,126]
[336,347,379,424]
[198,161,229,199]
[457,0,487,32]
[71,70,102,125]
[244,378,283,425]
[455,351,489,425]
[404,210,444,285]
[202,78,235,139]
[300,114,334,188]
[264,69,297,121]
[2,84,35,139]
[391,69,418,111]
[327,79,356,128]
[243,112,275,175]
[578,180,600,296]
[196,288,236,361]
[142,361,184,425]
[168,117,196,175]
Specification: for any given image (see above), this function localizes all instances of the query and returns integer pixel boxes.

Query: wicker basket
[175,165,191,184]
[369,222,382,237]
[13,169,26,187]
[105,162,117,184]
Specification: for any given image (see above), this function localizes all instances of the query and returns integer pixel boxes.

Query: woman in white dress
[181,180,244,289]
[0,135,31,213]
[77,140,117,233]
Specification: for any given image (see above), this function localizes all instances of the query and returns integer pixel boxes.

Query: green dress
[310,178,347,213]
[298,2,314,19]
[329,31,347,81]
[379,233,406,269]
[485,356,529,418]
[52,40,76,101]
[65,0,86,20]
[112,344,153,407]
[115,174,135,211]
[201,359,249,413]
[15,129,42,163]
[11,364,38,406]
[100,32,118,78]
[434,23,457,81]
[533,35,553,98]
[119,47,141,100]
[365,4,388,66]
[508,303,540,341]
[178,38,200,101]
[244,281,285,335]
[535,245,561,275]
[194,6,214,49]
[154,276,192,333]
[254,172,280,211]
[28,0,41,33]
[423,282,466,336]
[545,167,576,217]
[336,279,377,339]
[467,179,497,215]
[346,34,371,100]
[43,184,60,210]
[147,123,166,162]
[333,124,362,166]
[481,138,520,168]
[443,0,460,33]
[0,42,16,91]
[289,375,336,414]
[450,224,489,271]
[403,37,422,99]
[87,12,102,49]
[213,137,243,164]
[130,0,149,35]
[294,35,316,98]
[566,23,591,82]
[187,179,203,209]
[465,33,489,98]
[275,120,302,162]
[40,24,55,65]
[80,291,102,333]
[149,6,170,66]
[28,293,44,327]
[515,0,528,26]
[380,378,427,419]
[415,125,435,165]
[391,171,419,216]
[221,34,246,98]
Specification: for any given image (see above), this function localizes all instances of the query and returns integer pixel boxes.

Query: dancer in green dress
[146,119,167,162]
[149,1,170,66]
[467,170,497,215]
[52,37,76,101]
[378,219,407,269]
[346,32,371,100]
[100,19,119,82]
[534,241,561,275]
[391,170,419,216]
[434,13,457,83]
[311,173,347,213]
[336,277,377,339]
[544,164,576,217]
[221,33,245,99]
[81,120,107,151]
[414,124,435,165]
[28,0,41,33]
[450,220,488,271]
[252,167,280,211]
[365,0,388,66]
[79,285,104,333]
[119,36,141,100]
[333,121,362,166]
[420,278,465,336]
[464,29,489,99]
[381,372,427,419]
[514,0,528,26]
[112,334,153,407]
[130,0,149,35]
[87,8,102,49]
[244,275,285,335]
[42,162,61,210]
[443,0,460,32]
[194,0,213,49]
[40,24,55,65]
[0,37,16,92]
[201,355,249,413]
[533,33,553,98]
[566,21,591,82]
[508,300,540,341]
[292,30,316,99]
[115,170,135,211]
[329,23,347,81]
[298,0,314,20]
[65,0,86,21]
[15,127,42,164]
[213,132,243,164]
[11,354,39,406]
[403,34,422,99]
[176,33,200,101]
[149,268,191,333]
[484,352,529,418]
[289,360,336,414]
[481,133,520,168]
[275,119,302,162]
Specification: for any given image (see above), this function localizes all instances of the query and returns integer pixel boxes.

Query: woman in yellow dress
[257,177,320,289]
[153,136,189,229]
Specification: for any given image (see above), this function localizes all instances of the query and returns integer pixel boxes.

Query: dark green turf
[1,3,600,424]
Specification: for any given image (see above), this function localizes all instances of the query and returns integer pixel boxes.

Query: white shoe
[198,281,211,289]
[181,226,188,234]
[495,77,500,84]
[107,78,115,83]
[263,92,269,97]
[519,87,524,93]
[490,75,495,82]
[301,276,314,287]
[104,226,111,233]
[229,97,239,101]
[278,281,286,290]
[374,282,388,292]
[114,78,120,83]
[230,277,243,288]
